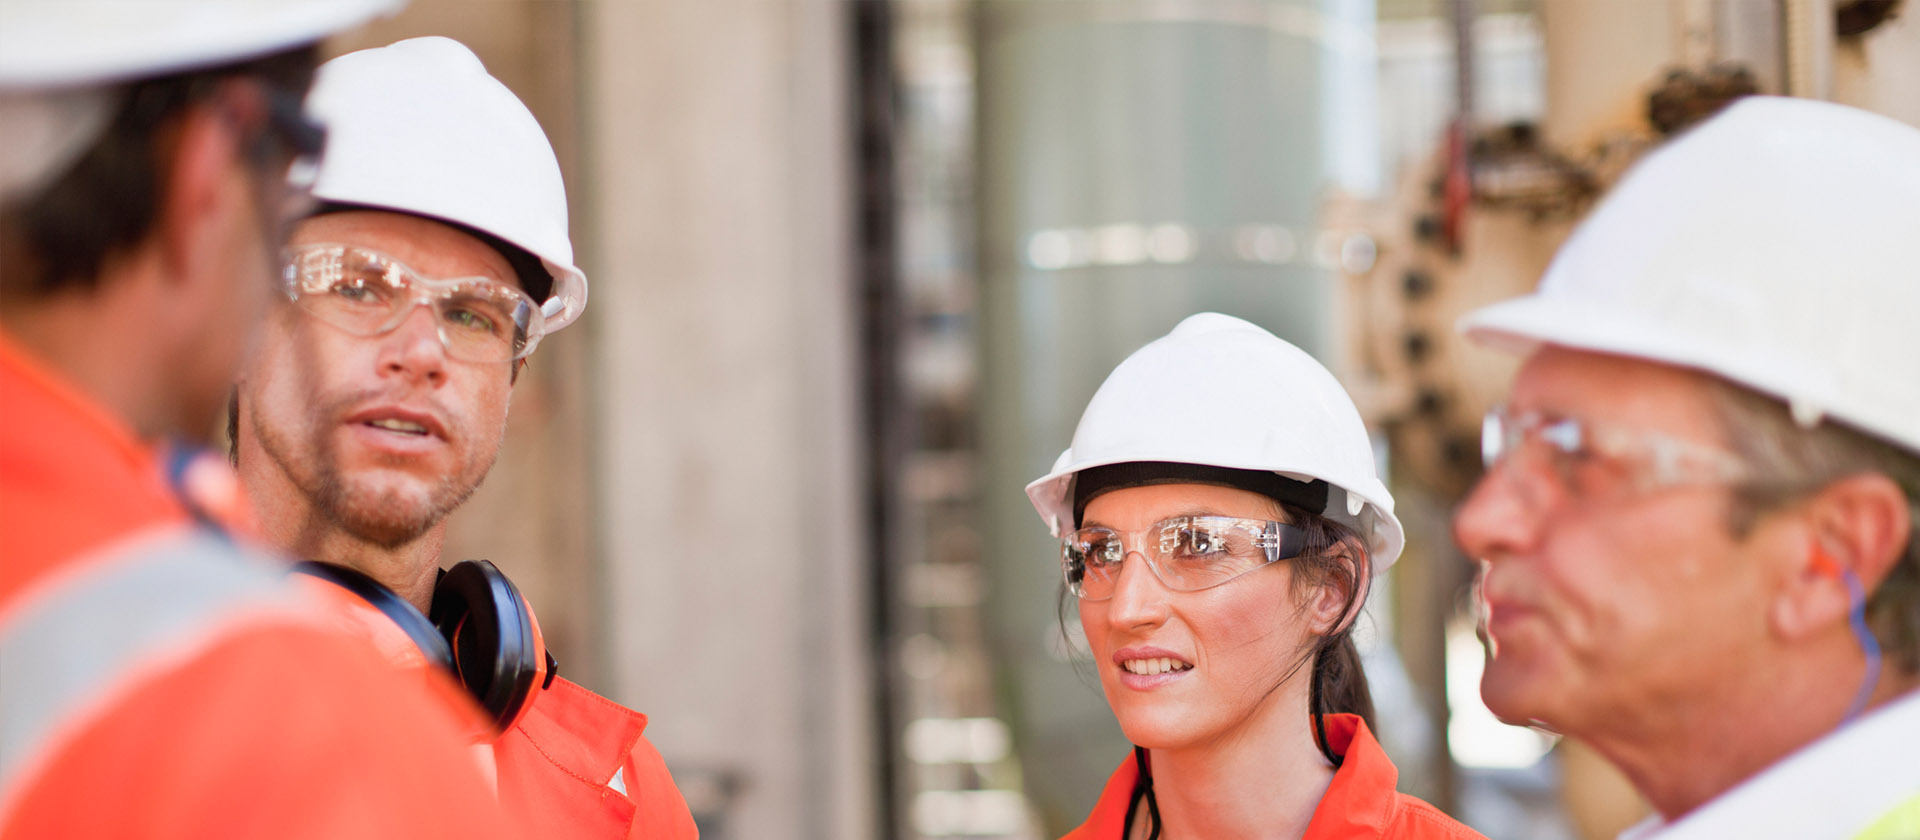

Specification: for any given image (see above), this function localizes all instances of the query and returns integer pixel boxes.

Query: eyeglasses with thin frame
[1063,515,1309,601]
[123,76,329,244]
[282,243,547,362]
[1480,406,1751,497]
[256,81,327,225]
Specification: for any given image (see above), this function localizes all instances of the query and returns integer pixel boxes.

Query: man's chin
[1480,665,1559,729]
[323,482,448,548]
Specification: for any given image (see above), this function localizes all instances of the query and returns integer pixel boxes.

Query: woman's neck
[1140,687,1336,840]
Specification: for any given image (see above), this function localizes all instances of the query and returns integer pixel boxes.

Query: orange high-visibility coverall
[0,331,514,839]
[1060,715,1486,840]
[309,570,700,838]
[493,676,699,839]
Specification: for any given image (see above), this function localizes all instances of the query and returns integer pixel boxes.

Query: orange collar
[1301,714,1400,838]
[0,327,154,471]
[1066,714,1401,840]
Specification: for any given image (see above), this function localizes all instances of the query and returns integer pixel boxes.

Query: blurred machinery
[1341,0,1916,836]
[1360,0,1915,515]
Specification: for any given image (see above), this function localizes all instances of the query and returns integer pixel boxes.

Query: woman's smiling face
[1076,482,1334,751]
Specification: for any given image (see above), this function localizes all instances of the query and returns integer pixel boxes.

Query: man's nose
[377,302,448,385]
[1454,462,1546,563]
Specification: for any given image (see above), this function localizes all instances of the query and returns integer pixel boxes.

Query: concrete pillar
[579,3,872,839]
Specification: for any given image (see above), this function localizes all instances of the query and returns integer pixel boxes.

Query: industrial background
[326,1,1920,838]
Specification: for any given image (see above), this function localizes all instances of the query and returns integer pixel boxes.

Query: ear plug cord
[1839,567,1883,725]
[1814,543,1884,724]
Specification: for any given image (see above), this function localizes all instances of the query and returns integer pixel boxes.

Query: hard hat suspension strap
[1071,461,1328,529]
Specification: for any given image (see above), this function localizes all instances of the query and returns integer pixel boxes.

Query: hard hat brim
[0,0,404,88]
[1458,292,1817,385]
[1458,294,1913,453]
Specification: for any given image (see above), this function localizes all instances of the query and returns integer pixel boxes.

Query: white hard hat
[304,37,588,333]
[1026,313,1405,572]
[1459,96,1920,457]
[0,0,400,87]
[0,0,398,204]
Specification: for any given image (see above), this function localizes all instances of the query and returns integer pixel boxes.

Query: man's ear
[1769,474,1911,641]
[153,95,250,286]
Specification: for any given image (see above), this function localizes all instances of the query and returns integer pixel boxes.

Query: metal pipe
[1784,0,1835,98]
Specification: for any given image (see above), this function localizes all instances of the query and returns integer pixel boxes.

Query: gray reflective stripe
[0,527,298,795]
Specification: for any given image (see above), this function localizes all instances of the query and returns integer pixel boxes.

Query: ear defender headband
[292,559,557,734]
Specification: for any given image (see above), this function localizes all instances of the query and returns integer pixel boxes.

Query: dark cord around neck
[1122,746,1162,840]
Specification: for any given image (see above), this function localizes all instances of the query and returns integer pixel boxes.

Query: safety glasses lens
[1062,516,1299,600]
[284,246,541,362]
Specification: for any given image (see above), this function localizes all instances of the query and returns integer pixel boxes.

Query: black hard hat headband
[1071,461,1330,528]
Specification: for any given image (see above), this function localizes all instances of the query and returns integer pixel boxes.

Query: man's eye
[445,308,496,333]
[326,280,388,304]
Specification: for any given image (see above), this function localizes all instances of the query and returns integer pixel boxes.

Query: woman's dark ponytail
[1290,506,1374,767]
[1312,633,1375,724]
[1309,633,1375,767]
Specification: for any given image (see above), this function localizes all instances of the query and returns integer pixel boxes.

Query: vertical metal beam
[1784,0,1835,98]
[1443,0,1474,255]
[851,2,904,838]
[1676,0,1719,67]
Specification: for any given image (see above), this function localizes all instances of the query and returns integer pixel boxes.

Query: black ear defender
[430,559,555,733]
[292,559,557,734]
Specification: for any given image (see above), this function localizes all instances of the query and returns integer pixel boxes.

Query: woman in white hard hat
[1028,313,1483,839]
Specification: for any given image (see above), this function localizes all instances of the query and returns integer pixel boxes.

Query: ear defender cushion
[292,560,453,669]
[430,560,544,733]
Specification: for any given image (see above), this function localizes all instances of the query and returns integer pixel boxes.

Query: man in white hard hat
[0,4,516,838]
[228,38,697,839]
[1453,95,1920,840]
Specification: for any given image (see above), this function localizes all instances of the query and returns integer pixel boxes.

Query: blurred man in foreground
[0,3,513,837]
[1454,96,1920,839]
[229,37,696,839]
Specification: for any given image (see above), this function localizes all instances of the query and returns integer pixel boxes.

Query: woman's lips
[1113,646,1194,690]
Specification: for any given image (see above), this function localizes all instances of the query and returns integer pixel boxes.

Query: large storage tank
[973,1,1382,828]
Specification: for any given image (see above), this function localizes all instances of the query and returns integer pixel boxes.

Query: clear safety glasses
[1063,515,1309,601]
[1481,406,1751,498]
[253,83,328,226]
[283,244,546,362]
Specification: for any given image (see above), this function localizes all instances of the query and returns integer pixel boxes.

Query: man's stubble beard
[251,396,502,550]
[313,456,485,548]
